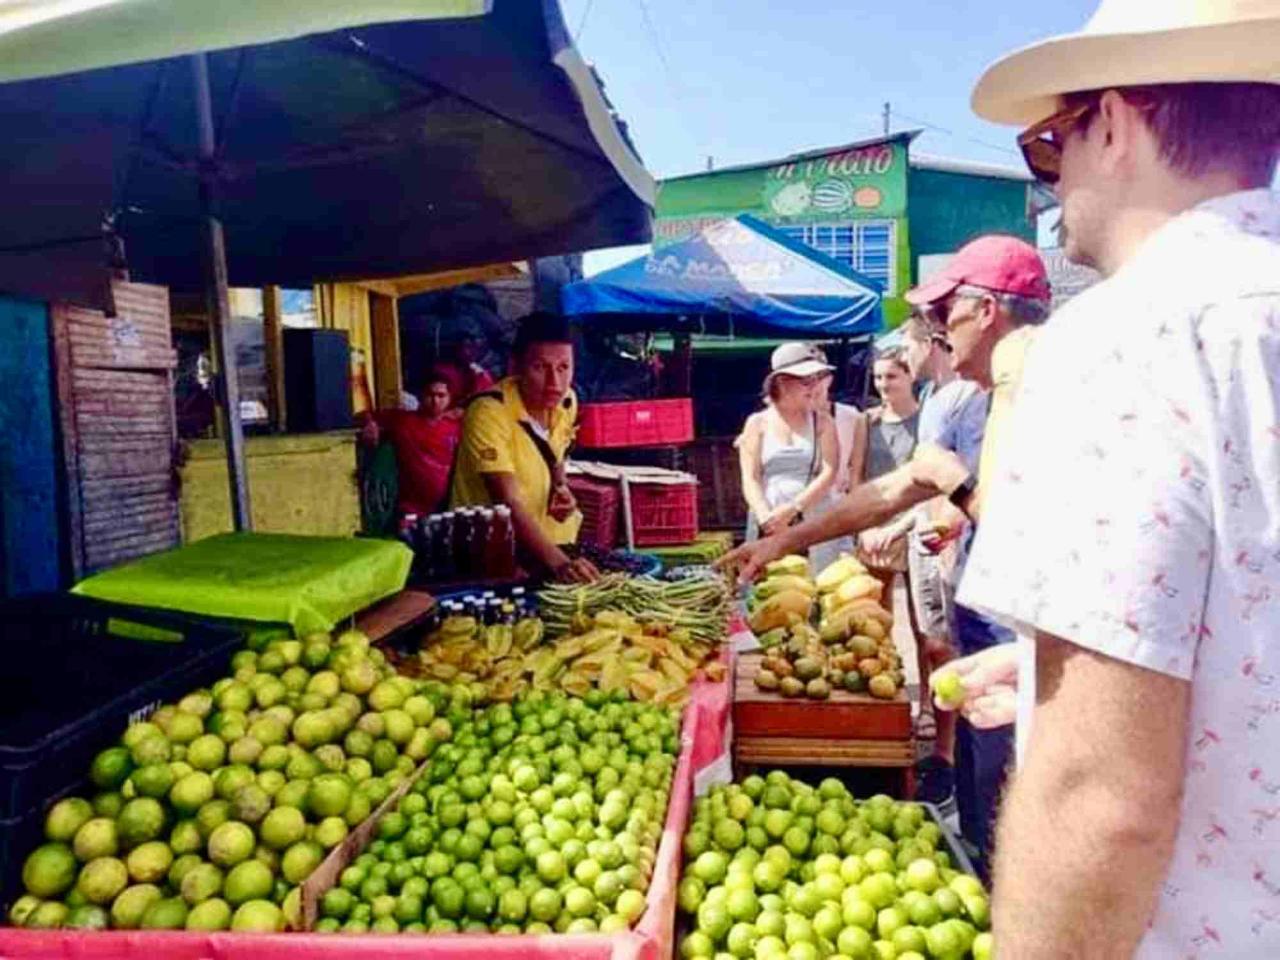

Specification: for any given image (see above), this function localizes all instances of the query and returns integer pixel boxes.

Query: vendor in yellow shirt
[450,312,601,583]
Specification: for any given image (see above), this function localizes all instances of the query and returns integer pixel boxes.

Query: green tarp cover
[72,533,412,637]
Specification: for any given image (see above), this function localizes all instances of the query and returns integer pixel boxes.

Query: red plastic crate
[629,479,698,547]
[569,475,621,549]
[577,398,694,448]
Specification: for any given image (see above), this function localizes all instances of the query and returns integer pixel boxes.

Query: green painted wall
[655,137,914,329]
[653,143,1037,332]
[907,167,1034,266]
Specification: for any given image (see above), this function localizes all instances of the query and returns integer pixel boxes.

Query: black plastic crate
[0,594,250,822]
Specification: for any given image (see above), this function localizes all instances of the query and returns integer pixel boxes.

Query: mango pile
[748,556,903,700]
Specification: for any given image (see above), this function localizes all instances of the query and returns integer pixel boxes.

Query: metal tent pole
[192,52,252,531]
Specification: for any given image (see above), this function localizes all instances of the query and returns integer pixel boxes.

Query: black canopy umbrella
[0,0,654,529]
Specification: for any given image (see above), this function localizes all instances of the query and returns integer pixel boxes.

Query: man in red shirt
[362,370,461,516]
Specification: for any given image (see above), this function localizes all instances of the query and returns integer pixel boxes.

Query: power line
[890,109,1021,158]
[573,0,596,41]
[635,0,679,93]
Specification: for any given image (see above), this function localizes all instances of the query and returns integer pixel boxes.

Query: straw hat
[972,0,1280,126]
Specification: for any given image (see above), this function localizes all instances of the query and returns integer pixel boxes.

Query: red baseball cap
[905,235,1050,306]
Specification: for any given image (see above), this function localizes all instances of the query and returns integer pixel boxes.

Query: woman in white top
[807,346,862,566]
[737,343,840,574]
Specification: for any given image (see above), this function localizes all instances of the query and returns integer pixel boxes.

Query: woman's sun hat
[765,343,834,391]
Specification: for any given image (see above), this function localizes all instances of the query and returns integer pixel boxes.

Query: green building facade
[654,134,1037,329]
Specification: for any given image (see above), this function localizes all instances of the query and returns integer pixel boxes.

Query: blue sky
[561,0,1097,272]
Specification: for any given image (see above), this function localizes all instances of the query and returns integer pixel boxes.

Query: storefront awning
[0,0,655,308]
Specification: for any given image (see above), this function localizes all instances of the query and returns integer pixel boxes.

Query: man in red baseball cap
[906,234,1050,391]
[720,233,1052,583]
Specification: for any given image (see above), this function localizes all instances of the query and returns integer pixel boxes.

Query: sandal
[915,709,937,741]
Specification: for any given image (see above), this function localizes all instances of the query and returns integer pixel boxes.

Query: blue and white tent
[562,215,883,337]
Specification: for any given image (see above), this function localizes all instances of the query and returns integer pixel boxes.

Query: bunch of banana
[746,555,817,634]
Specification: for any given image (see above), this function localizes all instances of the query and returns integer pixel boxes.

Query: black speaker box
[284,329,352,432]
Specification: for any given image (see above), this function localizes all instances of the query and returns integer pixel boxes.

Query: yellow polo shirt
[976,325,1038,513]
[449,377,582,545]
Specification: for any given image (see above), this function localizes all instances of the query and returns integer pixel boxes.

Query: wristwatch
[947,473,978,514]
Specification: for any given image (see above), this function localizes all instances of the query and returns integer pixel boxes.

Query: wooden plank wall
[52,282,180,576]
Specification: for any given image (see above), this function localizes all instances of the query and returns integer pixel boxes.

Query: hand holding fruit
[931,645,1020,729]
[716,533,789,586]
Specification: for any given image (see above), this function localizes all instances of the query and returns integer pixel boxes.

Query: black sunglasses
[1017,101,1096,185]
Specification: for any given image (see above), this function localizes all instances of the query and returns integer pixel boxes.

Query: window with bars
[777,220,896,295]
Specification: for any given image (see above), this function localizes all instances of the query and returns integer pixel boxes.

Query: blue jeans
[953,603,1015,882]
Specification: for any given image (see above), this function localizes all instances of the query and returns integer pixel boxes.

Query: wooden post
[193,52,252,531]
[262,285,286,430]
[370,293,402,411]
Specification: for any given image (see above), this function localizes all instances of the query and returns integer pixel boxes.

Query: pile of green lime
[677,772,993,960]
[9,629,463,932]
[312,690,678,935]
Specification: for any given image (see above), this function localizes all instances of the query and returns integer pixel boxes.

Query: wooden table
[732,652,916,797]
[356,589,436,646]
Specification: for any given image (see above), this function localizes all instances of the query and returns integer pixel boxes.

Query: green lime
[281,841,324,884]
[45,798,94,843]
[535,850,566,884]
[195,799,232,840]
[125,841,173,884]
[73,818,118,861]
[168,771,213,816]
[207,821,255,867]
[129,734,171,767]
[224,860,274,906]
[90,747,134,790]
[76,856,129,905]
[92,792,124,818]
[692,850,728,885]
[168,853,203,889]
[680,930,715,958]
[925,921,964,959]
[180,862,224,905]
[109,883,163,929]
[230,784,270,825]
[27,901,70,929]
[528,887,561,922]
[838,925,875,957]
[186,898,232,931]
[22,842,77,898]
[307,774,352,818]
[315,816,349,849]
[231,899,285,932]
[696,900,732,942]
[65,904,110,930]
[141,896,189,930]
[8,894,41,926]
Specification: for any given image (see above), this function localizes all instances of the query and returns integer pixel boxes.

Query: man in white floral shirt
[952,0,1280,957]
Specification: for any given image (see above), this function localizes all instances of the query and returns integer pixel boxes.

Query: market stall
[0,0,655,546]
[561,216,885,540]
[0,549,996,958]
